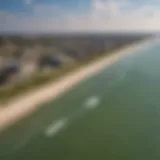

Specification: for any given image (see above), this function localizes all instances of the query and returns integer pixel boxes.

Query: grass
[0,43,134,104]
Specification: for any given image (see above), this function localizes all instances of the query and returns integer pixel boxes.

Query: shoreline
[0,39,153,131]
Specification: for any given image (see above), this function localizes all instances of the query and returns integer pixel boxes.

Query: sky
[0,0,160,34]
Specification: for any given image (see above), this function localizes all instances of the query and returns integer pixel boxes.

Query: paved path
[1,41,160,160]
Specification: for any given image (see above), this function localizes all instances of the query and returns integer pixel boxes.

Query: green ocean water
[0,42,160,160]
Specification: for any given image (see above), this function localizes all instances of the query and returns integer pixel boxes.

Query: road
[0,41,160,160]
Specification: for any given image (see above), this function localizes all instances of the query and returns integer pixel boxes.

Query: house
[39,54,62,70]
[0,58,20,85]
[19,47,41,78]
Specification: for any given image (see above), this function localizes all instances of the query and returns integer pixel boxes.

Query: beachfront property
[0,34,149,86]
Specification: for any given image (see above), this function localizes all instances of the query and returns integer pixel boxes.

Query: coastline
[0,39,153,131]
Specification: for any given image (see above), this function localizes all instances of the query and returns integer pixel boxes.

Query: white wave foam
[45,118,68,137]
[85,96,100,109]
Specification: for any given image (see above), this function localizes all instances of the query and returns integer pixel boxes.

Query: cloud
[62,0,160,32]
[0,0,160,33]
[92,0,124,15]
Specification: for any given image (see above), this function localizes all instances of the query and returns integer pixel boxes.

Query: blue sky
[1,0,158,13]
[0,0,160,33]
[0,0,91,15]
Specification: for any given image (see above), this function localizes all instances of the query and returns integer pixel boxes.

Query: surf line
[45,118,68,137]
[84,96,100,109]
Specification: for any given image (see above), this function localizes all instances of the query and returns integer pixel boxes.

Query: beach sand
[0,39,152,131]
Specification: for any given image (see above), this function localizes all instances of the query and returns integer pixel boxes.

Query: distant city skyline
[0,0,160,33]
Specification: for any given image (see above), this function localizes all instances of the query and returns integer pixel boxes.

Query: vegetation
[0,43,129,104]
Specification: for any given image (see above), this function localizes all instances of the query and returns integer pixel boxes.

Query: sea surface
[0,41,160,160]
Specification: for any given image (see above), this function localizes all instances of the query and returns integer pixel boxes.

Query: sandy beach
[0,40,153,131]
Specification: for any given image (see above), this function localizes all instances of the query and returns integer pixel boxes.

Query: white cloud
[92,0,119,15]
[61,0,160,32]
[91,0,131,16]
[0,0,160,33]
